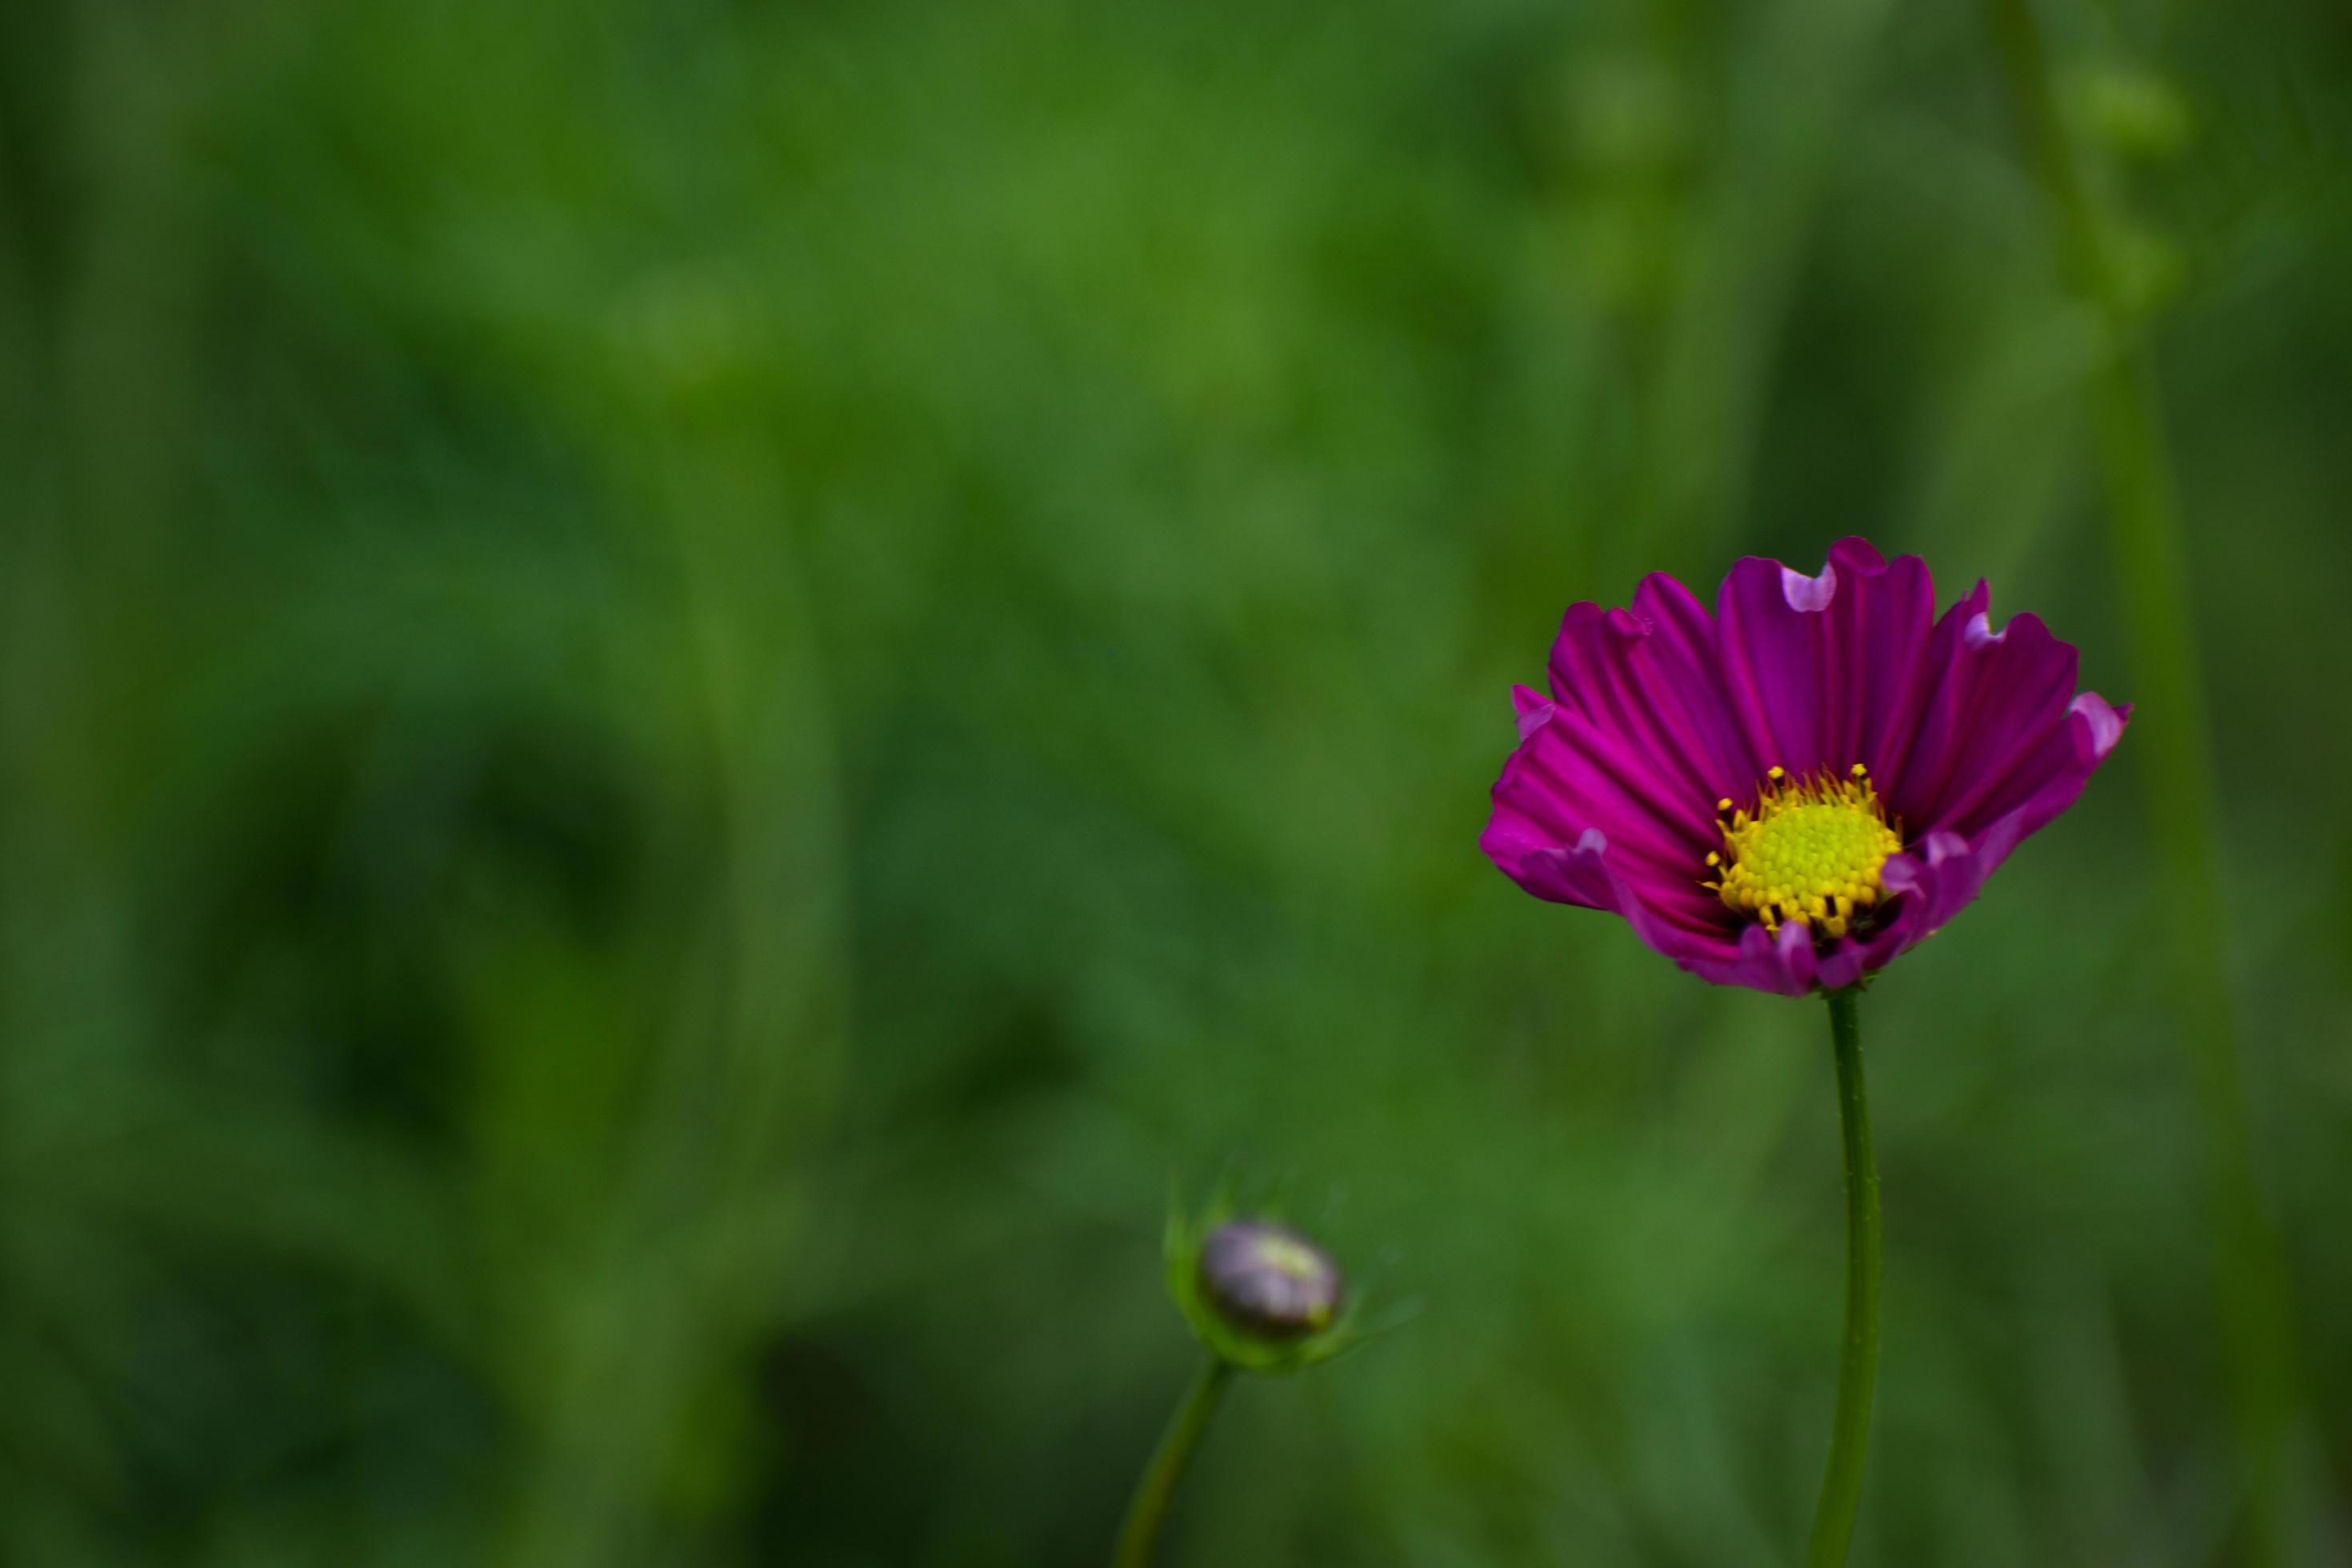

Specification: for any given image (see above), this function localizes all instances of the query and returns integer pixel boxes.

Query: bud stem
[1805,986,1882,1567]
[1112,1357,1232,1568]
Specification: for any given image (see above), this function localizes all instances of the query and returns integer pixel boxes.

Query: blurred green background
[4,0,2350,1563]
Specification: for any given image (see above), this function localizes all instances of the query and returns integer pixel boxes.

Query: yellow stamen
[1710,764,1902,938]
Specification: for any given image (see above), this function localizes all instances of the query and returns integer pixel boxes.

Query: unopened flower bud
[1198,1220,1344,1340]
[1166,1198,1363,1374]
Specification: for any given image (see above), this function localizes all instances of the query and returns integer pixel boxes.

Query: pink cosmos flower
[1481,538,2129,995]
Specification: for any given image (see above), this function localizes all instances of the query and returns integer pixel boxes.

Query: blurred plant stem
[1114,1358,1232,1568]
[1805,987,1880,1568]
[1983,2,2301,1560]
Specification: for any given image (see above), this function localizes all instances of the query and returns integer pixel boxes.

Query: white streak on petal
[2070,692,2126,758]
[1781,562,1838,612]
[1510,684,1554,738]
[1921,828,1970,865]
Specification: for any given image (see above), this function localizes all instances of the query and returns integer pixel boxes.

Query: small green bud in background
[1118,1193,1376,1566]
[1198,1221,1343,1340]
[1165,1195,1362,1374]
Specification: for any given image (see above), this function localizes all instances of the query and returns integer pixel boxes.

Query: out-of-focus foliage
[3,0,2349,1563]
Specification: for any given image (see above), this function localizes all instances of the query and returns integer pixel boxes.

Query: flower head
[1480,538,2129,995]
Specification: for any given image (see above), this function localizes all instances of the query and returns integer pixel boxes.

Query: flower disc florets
[1707,765,1902,938]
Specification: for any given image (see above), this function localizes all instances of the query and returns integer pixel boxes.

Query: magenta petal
[1864,694,2126,966]
[1489,826,1753,980]
[1948,698,2130,873]
[1877,830,1982,941]
[1814,934,1874,993]
[1827,536,1888,574]
[1550,604,1721,812]
[1482,702,1728,931]
[1680,921,1819,997]
[1486,826,1618,910]
[1878,584,1970,824]
[1626,573,1770,792]
[1710,538,1944,779]
[1547,576,1767,805]
[1914,612,2082,832]
[1490,705,1711,874]
[1822,539,1937,776]
[1716,554,1836,772]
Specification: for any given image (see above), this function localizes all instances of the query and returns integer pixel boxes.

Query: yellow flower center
[1706,765,1902,939]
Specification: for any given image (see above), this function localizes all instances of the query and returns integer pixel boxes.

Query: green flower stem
[1113,1358,1233,1568]
[1983,2,2300,1559]
[1806,986,1881,1568]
